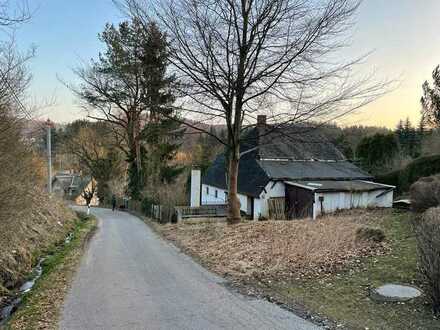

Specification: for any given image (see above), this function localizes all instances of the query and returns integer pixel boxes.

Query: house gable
[202,153,270,198]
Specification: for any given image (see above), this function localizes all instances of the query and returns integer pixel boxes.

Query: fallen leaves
[159,210,390,281]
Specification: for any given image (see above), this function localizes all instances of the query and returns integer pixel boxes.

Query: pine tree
[356,133,399,174]
[74,19,180,200]
[396,119,405,144]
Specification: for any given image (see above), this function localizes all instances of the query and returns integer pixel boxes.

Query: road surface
[60,208,320,330]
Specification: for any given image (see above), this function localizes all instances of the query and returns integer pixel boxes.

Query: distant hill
[179,119,226,153]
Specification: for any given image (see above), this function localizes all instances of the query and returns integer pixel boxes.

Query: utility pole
[46,119,53,194]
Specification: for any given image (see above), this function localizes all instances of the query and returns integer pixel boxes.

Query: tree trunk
[134,117,142,178]
[227,151,241,224]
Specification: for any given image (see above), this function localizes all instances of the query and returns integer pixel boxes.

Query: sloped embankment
[0,190,75,306]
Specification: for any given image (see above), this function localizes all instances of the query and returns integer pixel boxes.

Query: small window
[225,192,228,201]
[215,190,218,198]
[206,186,209,194]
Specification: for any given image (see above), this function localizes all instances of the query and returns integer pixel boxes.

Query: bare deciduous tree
[121,0,387,223]
[61,121,125,203]
[81,179,97,207]
[0,0,30,27]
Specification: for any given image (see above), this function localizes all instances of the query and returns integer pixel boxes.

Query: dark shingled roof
[242,126,346,160]
[285,180,391,193]
[203,124,372,197]
[258,160,372,181]
[203,153,270,198]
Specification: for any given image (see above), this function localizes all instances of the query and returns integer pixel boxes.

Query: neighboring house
[52,172,80,198]
[52,172,99,206]
[190,116,394,220]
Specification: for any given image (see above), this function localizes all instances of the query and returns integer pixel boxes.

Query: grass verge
[3,212,97,330]
[273,211,439,330]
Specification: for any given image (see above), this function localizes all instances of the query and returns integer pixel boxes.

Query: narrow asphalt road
[60,208,320,330]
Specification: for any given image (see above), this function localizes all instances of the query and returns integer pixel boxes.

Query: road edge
[137,215,333,329]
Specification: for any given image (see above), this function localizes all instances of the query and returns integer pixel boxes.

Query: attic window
[215,190,218,198]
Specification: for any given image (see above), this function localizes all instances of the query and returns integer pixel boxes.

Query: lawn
[274,211,439,329]
[155,210,440,329]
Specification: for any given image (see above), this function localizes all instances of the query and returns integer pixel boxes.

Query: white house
[190,116,395,220]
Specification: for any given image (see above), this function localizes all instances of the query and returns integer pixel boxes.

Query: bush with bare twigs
[410,176,440,213]
[415,207,440,315]
[355,226,385,243]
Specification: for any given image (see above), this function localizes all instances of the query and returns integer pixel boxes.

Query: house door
[285,185,314,219]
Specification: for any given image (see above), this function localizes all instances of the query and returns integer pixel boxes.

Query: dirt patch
[157,209,390,280]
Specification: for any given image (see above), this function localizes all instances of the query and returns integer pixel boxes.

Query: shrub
[415,207,440,315]
[355,226,385,243]
[141,196,156,217]
[410,176,440,213]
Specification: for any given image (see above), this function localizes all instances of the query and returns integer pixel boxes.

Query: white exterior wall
[375,190,394,207]
[201,184,228,204]
[258,181,286,219]
[313,189,394,219]
[198,180,394,220]
[253,198,262,220]
[190,169,201,207]
[201,183,269,220]
[201,184,249,214]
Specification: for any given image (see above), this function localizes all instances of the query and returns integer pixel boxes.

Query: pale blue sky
[15,0,123,123]
[13,0,440,128]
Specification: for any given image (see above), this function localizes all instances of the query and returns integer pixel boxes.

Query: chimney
[256,115,267,152]
[257,115,266,127]
[190,167,201,207]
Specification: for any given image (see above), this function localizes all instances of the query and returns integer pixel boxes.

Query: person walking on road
[112,195,116,211]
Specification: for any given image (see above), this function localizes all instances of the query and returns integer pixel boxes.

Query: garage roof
[285,180,395,193]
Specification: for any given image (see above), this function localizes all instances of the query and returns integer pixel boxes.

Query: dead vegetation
[416,207,440,315]
[6,213,97,330]
[0,195,75,305]
[0,38,78,308]
[0,117,76,306]
[410,175,440,212]
[157,209,390,280]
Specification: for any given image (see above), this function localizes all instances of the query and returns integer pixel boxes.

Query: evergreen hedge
[376,154,440,193]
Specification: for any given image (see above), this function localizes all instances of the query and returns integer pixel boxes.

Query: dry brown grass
[7,214,97,330]
[0,192,75,306]
[158,209,390,279]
